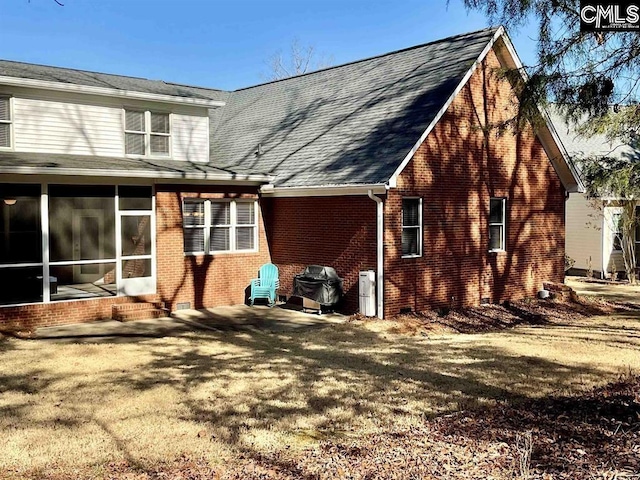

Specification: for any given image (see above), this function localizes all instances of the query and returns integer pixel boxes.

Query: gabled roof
[210,28,499,189]
[0,28,583,192]
[0,59,229,106]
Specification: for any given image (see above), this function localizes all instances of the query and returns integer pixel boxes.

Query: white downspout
[367,190,384,319]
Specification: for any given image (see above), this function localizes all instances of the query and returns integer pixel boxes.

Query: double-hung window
[402,198,422,257]
[124,110,170,156]
[489,197,507,252]
[0,96,11,148]
[183,199,257,254]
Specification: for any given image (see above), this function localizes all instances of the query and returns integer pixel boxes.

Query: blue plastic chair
[250,263,279,306]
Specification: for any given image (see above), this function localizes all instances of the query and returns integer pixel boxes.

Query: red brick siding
[384,47,565,317]
[263,196,377,313]
[0,294,161,331]
[155,185,271,311]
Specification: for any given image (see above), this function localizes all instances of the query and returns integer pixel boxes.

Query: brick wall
[155,185,271,311]
[383,47,565,317]
[263,196,377,313]
[0,294,161,331]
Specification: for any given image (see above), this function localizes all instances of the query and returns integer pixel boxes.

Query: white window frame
[401,197,422,258]
[182,199,258,255]
[123,109,171,158]
[182,199,207,255]
[611,211,623,252]
[489,197,507,252]
[0,96,13,150]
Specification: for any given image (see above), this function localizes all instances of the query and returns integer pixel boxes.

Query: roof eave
[495,32,585,193]
[0,165,274,184]
[260,183,388,197]
[0,75,226,108]
[387,26,505,188]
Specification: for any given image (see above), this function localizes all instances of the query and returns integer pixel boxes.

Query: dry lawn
[1,302,639,478]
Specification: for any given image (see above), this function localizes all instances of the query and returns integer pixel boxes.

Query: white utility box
[359,270,376,317]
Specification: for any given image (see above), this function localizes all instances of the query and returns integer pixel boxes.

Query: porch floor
[33,304,346,343]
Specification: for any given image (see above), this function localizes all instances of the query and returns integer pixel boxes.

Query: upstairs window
[402,198,422,257]
[124,110,170,156]
[183,199,258,254]
[489,197,506,252]
[0,97,11,148]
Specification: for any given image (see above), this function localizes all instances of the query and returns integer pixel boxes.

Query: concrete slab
[171,304,346,332]
[33,304,346,343]
[34,316,190,344]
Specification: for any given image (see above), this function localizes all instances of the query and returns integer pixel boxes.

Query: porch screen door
[117,210,155,296]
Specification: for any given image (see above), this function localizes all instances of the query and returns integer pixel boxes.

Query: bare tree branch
[263,38,333,81]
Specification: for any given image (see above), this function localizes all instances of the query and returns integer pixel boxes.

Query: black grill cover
[293,265,343,306]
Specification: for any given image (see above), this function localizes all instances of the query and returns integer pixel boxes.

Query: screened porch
[0,183,154,306]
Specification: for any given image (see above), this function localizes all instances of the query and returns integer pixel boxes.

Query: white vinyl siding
[171,114,209,162]
[565,193,603,274]
[13,97,123,156]
[0,96,11,148]
[8,91,211,162]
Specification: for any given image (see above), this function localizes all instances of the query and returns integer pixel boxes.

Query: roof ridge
[233,26,500,92]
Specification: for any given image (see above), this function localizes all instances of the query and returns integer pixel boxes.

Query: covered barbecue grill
[293,265,343,307]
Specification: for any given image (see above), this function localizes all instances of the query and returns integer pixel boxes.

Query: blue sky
[1,0,538,91]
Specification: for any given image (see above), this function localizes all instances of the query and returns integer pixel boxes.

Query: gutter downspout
[368,190,384,319]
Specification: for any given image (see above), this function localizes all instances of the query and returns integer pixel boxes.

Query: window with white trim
[402,198,422,257]
[612,212,623,251]
[183,199,257,254]
[0,96,11,148]
[124,110,170,156]
[489,197,506,251]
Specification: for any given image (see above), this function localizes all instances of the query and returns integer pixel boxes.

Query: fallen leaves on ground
[31,374,639,479]
[380,294,639,335]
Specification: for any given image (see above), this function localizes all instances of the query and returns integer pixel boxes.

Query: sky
[0,0,538,91]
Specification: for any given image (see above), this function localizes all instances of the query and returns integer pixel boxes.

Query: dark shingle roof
[0,59,230,102]
[0,151,271,181]
[0,28,501,186]
[548,108,640,169]
[211,28,498,188]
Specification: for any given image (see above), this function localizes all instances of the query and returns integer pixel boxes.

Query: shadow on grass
[125,325,607,447]
[2,315,638,477]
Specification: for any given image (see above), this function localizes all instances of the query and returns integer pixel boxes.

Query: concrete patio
[34,304,346,343]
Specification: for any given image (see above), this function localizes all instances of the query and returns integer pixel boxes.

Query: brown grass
[1,302,639,479]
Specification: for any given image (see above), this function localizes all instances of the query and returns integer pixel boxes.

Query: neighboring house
[0,26,582,330]
[550,110,640,278]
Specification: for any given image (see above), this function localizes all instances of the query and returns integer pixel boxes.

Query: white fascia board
[260,183,388,197]
[387,27,505,188]
[496,32,585,194]
[0,165,273,184]
[0,75,226,108]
